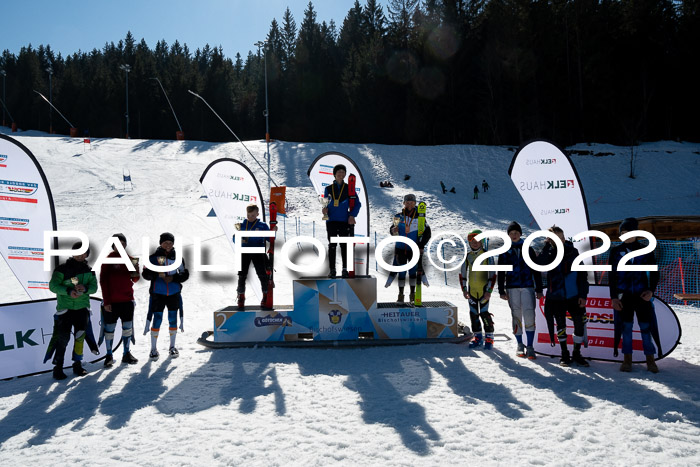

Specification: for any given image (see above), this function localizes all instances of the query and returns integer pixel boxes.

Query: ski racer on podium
[99,233,139,367]
[234,204,276,309]
[47,242,99,380]
[141,232,189,360]
[387,193,431,304]
[459,229,497,349]
[321,164,361,278]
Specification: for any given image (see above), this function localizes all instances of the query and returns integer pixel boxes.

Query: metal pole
[33,90,74,128]
[255,40,271,194]
[187,89,279,187]
[120,64,131,138]
[46,66,53,133]
[264,47,270,195]
[151,77,183,133]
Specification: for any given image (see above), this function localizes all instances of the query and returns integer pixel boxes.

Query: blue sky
[2,0,391,59]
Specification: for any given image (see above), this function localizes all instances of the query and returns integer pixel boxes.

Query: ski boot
[516,342,526,358]
[237,293,245,309]
[646,355,659,373]
[572,350,589,367]
[559,349,572,367]
[469,334,483,349]
[72,361,88,376]
[526,346,537,360]
[483,336,494,350]
[409,293,416,306]
[169,347,179,358]
[104,354,115,368]
[53,366,67,381]
[619,354,632,372]
[149,349,160,361]
[397,292,405,303]
[122,352,139,365]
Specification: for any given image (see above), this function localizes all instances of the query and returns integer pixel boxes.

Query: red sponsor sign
[0,195,38,203]
[8,256,44,261]
[0,226,29,231]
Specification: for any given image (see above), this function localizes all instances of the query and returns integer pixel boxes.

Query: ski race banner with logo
[0,134,58,299]
[509,140,592,265]
[200,158,266,295]
[0,298,114,379]
[534,285,681,362]
[307,152,370,275]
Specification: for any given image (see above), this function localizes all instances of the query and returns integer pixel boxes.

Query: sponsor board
[0,298,115,379]
[533,285,681,362]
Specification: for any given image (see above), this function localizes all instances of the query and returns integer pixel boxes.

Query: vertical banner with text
[200,158,266,296]
[307,152,370,276]
[509,140,592,270]
[0,134,58,299]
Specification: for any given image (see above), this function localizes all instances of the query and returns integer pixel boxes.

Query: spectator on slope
[473,185,479,199]
[459,229,497,350]
[536,226,590,367]
[482,179,489,192]
[498,221,544,359]
[47,242,99,380]
[141,232,189,360]
[321,164,361,278]
[99,233,139,367]
[609,217,660,373]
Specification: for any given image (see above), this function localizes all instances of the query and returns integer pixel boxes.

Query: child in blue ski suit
[321,164,361,278]
[536,226,589,367]
[498,221,543,359]
[609,217,660,373]
[141,232,189,360]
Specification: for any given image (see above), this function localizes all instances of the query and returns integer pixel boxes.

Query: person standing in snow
[536,226,589,367]
[482,180,489,192]
[321,164,361,278]
[99,233,139,367]
[498,221,543,359]
[609,217,660,373]
[141,232,189,360]
[234,204,275,309]
[47,242,99,380]
[473,185,479,199]
[386,194,431,303]
[459,229,497,349]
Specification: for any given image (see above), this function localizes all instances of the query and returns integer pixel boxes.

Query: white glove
[143,319,151,336]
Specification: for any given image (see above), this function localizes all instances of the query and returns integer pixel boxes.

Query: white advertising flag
[307,152,369,275]
[509,140,592,265]
[0,134,58,299]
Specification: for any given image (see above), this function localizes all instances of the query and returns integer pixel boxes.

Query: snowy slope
[1,127,700,466]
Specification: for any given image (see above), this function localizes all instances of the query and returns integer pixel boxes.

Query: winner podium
[198,276,471,348]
